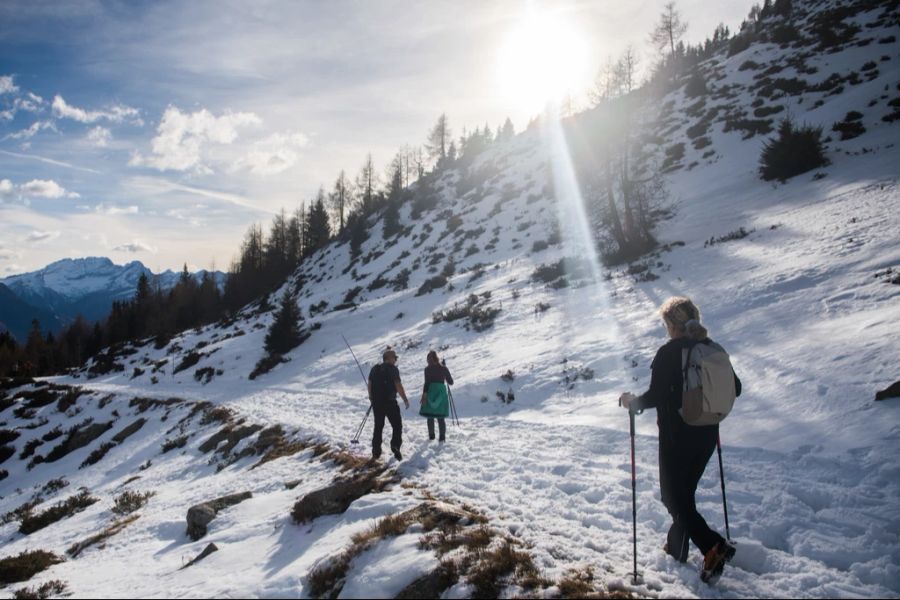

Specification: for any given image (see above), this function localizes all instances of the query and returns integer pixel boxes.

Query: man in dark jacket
[368,348,410,460]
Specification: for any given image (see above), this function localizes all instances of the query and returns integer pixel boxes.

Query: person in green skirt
[420,350,453,441]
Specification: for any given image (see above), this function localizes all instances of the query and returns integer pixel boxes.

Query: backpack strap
[682,340,698,390]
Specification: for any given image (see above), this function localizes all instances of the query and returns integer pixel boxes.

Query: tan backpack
[681,340,736,426]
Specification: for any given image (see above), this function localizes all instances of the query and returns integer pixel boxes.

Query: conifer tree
[264,290,303,355]
[304,189,331,257]
[382,158,404,238]
[500,117,515,141]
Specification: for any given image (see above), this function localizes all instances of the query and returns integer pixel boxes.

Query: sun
[496,9,591,116]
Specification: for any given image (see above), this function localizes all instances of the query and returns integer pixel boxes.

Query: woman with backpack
[420,350,453,442]
[619,296,741,583]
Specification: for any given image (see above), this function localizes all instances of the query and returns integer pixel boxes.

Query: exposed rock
[186,491,253,540]
[45,421,114,463]
[253,425,285,455]
[875,381,900,401]
[405,501,484,531]
[292,467,388,524]
[218,425,263,455]
[186,504,218,541]
[395,563,458,599]
[181,543,219,569]
[111,418,147,443]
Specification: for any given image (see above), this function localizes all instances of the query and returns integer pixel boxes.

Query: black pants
[372,400,402,457]
[427,417,446,440]
[658,421,724,560]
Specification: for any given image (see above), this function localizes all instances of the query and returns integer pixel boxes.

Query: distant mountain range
[0,257,226,342]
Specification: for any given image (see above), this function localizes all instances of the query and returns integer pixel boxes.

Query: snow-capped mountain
[0,0,898,598]
[0,258,227,337]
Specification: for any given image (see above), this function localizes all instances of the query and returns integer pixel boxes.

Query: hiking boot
[391,446,402,461]
[429,434,435,441]
[438,437,445,443]
[700,541,736,584]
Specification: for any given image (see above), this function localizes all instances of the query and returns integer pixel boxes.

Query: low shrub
[0,551,64,585]
[19,490,99,535]
[112,490,155,516]
[759,118,828,182]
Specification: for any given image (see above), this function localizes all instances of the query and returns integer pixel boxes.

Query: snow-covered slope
[1,0,899,597]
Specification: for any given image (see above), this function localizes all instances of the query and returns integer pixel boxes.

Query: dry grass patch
[307,510,415,598]
[248,426,316,469]
[67,513,140,558]
[12,580,68,599]
[324,448,373,472]
[466,538,551,597]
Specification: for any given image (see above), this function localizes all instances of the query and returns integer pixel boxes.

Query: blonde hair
[659,296,709,340]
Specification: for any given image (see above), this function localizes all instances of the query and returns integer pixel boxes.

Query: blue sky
[0,0,748,275]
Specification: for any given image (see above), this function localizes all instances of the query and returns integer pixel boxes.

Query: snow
[338,532,437,599]
[2,1,900,597]
[0,257,225,303]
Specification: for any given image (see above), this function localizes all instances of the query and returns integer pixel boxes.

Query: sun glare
[497,9,590,115]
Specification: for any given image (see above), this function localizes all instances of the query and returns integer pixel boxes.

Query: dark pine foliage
[264,291,304,356]
[759,118,828,182]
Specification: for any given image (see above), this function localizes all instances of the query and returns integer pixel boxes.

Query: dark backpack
[371,363,396,402]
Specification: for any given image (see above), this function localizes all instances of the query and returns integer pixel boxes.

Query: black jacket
[423,364,453,394]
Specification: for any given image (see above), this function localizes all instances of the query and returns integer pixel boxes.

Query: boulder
[181,543,219,569]
[186,491,252,540]
[291,467,387,524]
[112,418,146,443]
[875,381,900,401]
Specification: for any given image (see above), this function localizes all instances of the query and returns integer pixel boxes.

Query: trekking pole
[351,408,371,445]
[717,434,731,541]
[342,334,373,445]
[628,407,638,585]
[447,385,460,428]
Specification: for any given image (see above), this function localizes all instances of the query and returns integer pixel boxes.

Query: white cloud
[95,203,138,215]
[129,106,260,172]
[0,75,18,95]
[234,131,309,175]
[3,120,56,141]
[16,92,44,113]
[0,149,101,174]
[86,126,112,147]
[0,76,44,121]
[26,230,60,242]
[113,239,157,253]
[52,94,141,124]
[20,179,80,199]
[0,179,13,197]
